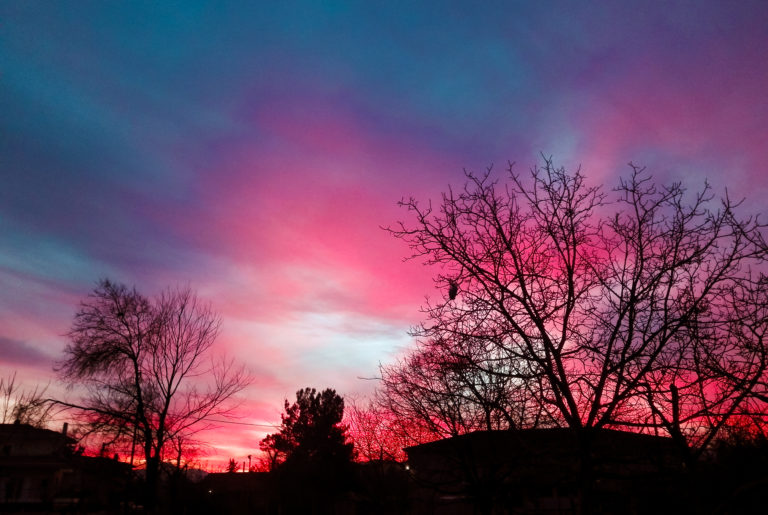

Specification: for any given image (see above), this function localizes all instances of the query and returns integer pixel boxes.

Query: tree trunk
[144,439,159,511]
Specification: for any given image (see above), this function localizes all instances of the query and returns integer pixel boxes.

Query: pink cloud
[169,99,449,328]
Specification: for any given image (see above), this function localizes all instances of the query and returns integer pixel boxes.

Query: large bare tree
[58,280,249,506]
[385,159,768,464]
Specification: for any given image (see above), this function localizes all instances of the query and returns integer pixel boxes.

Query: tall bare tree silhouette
[384,158,768,464]
[58,280,249,508]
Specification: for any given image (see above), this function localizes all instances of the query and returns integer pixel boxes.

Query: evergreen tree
[261,388,355,512]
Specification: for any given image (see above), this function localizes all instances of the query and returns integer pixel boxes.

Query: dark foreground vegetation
[193,429,768,515]
[4,421,766,514]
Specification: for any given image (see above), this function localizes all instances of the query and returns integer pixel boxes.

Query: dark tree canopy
[261,387,354,470]
[260,388,355,513]
[382,159,768,464]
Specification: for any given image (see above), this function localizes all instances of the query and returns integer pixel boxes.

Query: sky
[2,0,767,467]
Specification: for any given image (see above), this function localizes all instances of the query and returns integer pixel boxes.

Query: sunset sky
[2,1,767,466]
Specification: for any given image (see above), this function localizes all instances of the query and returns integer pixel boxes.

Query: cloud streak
[0,337,54,367]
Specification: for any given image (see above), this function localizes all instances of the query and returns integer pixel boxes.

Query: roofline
[404,427,674,452]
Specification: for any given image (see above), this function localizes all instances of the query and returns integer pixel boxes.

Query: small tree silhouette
[261,388,355,511]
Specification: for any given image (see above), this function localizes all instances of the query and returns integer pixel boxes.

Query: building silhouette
[0,422,131,512]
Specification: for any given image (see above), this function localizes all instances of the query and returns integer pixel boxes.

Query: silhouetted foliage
[384,158,768,467]
[261,387,354,469]
[57,280,249,508]
[260,387,355,513]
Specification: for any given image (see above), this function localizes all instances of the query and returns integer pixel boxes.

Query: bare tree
[652,270,768,456]
[346,398,413,462]
[378,333,545,442]
[1,372,54,427]
[386,159,768,465]
[58,280,250,507]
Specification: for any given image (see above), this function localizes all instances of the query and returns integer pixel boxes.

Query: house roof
[0,423,76,450]
[0,422,73,438]
[405,427,678,460]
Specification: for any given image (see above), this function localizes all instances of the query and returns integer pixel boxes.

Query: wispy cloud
[0,337,54,367]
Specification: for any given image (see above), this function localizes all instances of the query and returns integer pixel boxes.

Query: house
[0,422,132,512]
[404,428,684,515]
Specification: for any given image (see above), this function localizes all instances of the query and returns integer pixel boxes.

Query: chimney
[62,422,68,436]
